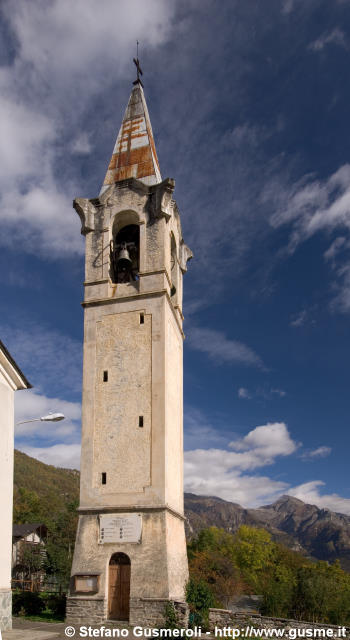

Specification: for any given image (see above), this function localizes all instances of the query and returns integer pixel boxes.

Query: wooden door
[108,563,130,620]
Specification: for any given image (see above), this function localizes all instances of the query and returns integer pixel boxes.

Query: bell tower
[66,69,192,626]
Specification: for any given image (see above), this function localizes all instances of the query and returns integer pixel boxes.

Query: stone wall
[66,597,107,625]
[0,589,12,631]
[129,598,189,627]
[66,596,188,627]
[209,609,350,636]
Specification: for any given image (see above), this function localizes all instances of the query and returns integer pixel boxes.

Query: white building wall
[0,372,15,631]
[0,344,30,631]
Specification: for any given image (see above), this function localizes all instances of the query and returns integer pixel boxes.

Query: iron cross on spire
[133,41,144,88]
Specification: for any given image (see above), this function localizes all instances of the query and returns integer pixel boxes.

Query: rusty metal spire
[99,54,161,195]
[133,41,144,88]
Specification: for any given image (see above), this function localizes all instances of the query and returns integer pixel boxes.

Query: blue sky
[2,0,350,513]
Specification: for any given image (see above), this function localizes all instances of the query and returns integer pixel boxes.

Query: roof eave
[0,340,32,390]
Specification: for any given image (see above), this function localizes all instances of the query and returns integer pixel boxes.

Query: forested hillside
[187,526,350,625]
[13,450,79,523]
[13,450,79,587]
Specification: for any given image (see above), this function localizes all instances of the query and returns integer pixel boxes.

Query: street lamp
[16,412,65,425]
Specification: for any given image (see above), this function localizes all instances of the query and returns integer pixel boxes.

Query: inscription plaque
[74,575,99,592]
[99,513,142,544]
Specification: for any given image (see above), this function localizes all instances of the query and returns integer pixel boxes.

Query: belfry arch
[110,223,140,283]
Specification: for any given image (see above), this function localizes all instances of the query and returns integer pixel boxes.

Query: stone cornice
[82,289,185,338]
[77,504,186,522]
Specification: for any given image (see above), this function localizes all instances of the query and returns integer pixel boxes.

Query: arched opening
[110,224,140,283]
[108,553,131,621]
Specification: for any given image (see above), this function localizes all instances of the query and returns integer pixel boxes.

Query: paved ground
[2,618,64,640]
[2,618,202,640]
[2,619,148,640]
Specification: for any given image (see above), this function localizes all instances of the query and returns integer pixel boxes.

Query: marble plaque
[99,513,142,543]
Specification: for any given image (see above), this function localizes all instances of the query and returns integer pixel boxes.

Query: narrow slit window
[139,416,144,428]
[103,370,108,382]
[102,472,107,485]
[140,313,144,324]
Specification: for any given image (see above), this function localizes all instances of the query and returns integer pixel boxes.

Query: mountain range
[185,492,350,570]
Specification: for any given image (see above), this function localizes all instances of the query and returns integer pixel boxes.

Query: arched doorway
[108,553,131,621]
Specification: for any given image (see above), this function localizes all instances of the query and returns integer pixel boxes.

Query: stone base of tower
[66,597,189,627]
[66,596,106,625]
[66,507,189,626]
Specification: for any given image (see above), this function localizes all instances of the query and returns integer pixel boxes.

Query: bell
[117,245,132,271]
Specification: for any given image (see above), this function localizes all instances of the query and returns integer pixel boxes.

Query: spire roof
[100,83,161,195]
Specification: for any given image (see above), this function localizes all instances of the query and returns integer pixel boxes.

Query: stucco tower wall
[0,379,13,631]
[79,292,184,511]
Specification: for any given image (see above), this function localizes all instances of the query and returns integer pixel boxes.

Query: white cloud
[266,165,350,312]
[71,133,92,155]
[185,460,288,506]
[14,389,81,440]
[281,0,296,14]
[227,119,284,152]
[269,165,350,249]
[237,387,286,400]
[238,387,251,399]
[229,123,263,149]
[229,422,298,461]
[7,0,173,87]
[0,184,83,257]
[188,326,264,368]
[0,0,175,258]
[288,481,350,515]
[308,28,347,52]
[18,443,81,470]
[0,98,55,181]
[184,417,349,513]
[271,388,286,397]
[184,422,299,506]
[290,310,307,327]
[184,422,349,513]
[330,262,350,312]
[301,446,332,460]
[324,236,347,261]
[308,446,332,458]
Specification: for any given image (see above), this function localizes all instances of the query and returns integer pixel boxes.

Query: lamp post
[16,412,65,425]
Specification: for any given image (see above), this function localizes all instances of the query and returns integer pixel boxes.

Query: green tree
[291,562,350,624]
[187,526,350,626]
[261,564,296,617]
[233,526,274,572]
[20,544,43,577]
[188,526,236,558]
[186,577,216,628]
[44,500,78,590]
[13,488,44,523]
